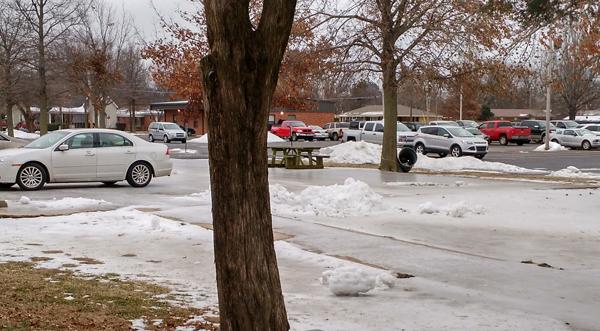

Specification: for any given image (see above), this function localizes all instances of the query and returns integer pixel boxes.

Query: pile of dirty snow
[189,132,284,143]
[320,267,396,296]
[417,201,485,218]
[174,179,398,217]
[533,142,568,152]
[270,178,387,217]
[17,197,111,210]
[414,156,542,174]
[548,166,600,179]
[2,130,40,139]
[320,141,381,164]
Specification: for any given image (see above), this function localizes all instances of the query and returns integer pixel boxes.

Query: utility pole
[545,39,561,151]
[459,85,463,120]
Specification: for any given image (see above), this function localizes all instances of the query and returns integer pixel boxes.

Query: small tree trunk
[37,4,49,135]
[200,1,296,330]
[380,60,399,172]
[6,101,14,137]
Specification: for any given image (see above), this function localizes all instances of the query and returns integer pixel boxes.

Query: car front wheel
[126,162,153,188]
[331,132,338,141]
[582,140,592,150]
[17,163,46,191]
[149,135,154,142]
[499,135,508,145]
[450,145,462,157]
[163,135,170,143]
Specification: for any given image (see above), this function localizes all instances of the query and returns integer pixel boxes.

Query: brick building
[150,101,208,135]
[269,100,336,128]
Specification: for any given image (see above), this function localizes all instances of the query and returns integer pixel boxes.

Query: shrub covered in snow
[270,178,386,217]
[320,141,382,164]
[533,142,568,152]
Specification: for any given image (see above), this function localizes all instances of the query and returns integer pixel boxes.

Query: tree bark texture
[200,1,296,330]
[380,57,399,172]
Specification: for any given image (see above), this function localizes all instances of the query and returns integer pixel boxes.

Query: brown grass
[0,262,217,331]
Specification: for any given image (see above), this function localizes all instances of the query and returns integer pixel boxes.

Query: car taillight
[166,148,171,156]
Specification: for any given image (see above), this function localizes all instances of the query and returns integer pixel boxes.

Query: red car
[478,120,531,145]
[271,120,315,141]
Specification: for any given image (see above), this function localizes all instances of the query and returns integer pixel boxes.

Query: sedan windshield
[576,129,594,136]
[461,120,478,128]
[288,121,307,127]
[163,123,181,130]
[447,127,474,137]
[397,122,411,132]
[24,131,70,149]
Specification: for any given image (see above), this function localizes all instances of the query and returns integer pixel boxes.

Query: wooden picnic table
[268,145,328,169]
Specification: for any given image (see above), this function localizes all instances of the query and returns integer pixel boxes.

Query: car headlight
[462,140,474,145]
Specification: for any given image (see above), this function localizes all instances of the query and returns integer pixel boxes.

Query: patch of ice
[320,141,381,164]
[17,197,111,210]
[534,142,568,152]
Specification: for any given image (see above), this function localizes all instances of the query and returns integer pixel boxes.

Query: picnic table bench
[268,146,329,169]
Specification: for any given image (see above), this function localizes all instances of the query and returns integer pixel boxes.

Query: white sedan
[0,129,172,190]
[550,129,600,150]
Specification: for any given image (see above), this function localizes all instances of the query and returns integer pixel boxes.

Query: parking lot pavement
[486,143,600,173]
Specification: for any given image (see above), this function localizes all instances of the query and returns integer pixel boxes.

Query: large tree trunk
[200,1,296,330]
[380,58,399,172]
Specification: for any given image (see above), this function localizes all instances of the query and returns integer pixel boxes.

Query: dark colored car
[520,120,556,143]
[404,122,423,132]
[179,125,196,136]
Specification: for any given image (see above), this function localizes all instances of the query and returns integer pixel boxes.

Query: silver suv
[148,122,187,143]
[414,126,488,158]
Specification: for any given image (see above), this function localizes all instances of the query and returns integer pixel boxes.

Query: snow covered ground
[1,159,599,330]
[321,141,600,180]
[2,130,40,139]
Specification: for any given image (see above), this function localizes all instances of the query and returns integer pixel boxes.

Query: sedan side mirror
[58,144,69,151]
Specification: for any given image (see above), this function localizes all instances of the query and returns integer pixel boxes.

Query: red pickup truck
[271,120,315,141]
[478,121,531,145]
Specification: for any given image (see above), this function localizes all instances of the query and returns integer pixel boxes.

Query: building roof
[339,104,442,118]
[117,109,163,118]
[150,101,189,111]
[491,108,546,118]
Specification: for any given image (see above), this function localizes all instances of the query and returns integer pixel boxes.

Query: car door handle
[125,150,135,154]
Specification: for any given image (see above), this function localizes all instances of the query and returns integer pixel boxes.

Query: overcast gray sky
[105,0,198,41]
